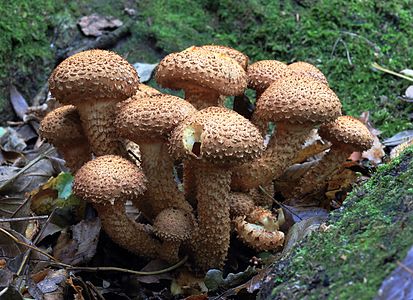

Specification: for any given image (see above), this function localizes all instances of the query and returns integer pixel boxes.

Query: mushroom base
[94,200,160,257]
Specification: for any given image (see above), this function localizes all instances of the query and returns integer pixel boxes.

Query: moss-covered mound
[258,146,413,299]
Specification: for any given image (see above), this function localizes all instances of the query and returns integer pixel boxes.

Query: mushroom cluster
[40,47,374,272]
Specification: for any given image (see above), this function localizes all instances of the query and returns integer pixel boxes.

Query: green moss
[259,146,413,299]
[136,0,413,137]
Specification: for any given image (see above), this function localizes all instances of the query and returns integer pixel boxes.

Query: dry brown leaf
[77,14,123,37]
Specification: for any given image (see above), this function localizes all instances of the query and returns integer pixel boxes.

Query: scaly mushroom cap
[115,94,197,143]
[135,84,162,98]
[49,49,139,105]
[255,75,342,125]
[247,60,294,93]
[199,45,249,70]
[288,61,328,85]
[153,208,193,242]
[318,116,374,152]
[229,192,255,218]
[39,105,84,144]
[155,47,247,96]
[73,155,146,205]
[169,107,264,166]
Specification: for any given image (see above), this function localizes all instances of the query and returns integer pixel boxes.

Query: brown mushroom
[155,46,247,110]
[199,45,249,70]
[231,74,342,191]
[248,60,294,99]
[287,116,373,203]
[288,61,328,85]
[115,94,196,220]
[39,105,92,172]
[169,107,264,271]
[73,155,160,257]
[153,208,194,263]
[48,49,140,156]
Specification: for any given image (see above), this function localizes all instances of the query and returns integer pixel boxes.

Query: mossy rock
[258,146,413,299]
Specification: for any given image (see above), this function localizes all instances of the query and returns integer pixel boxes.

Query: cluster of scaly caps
[40,47,374,273]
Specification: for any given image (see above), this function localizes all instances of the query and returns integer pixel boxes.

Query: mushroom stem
[184,86,221,110]
[288,146,350,200]
[57,141,91,172]
[77,100,126,156]
[159,241,181,263]
[183,163,197,206]
[192,162,231,271]
[94,201,160,257]
[231,123,311,191]
[137,143,192,220]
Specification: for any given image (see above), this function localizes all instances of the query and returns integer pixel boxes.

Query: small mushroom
[153,208,194,263]
[115,94,196,220]
[169,107,264,271]
[39,105,92,172]
[231,75,342,191]
[234,207,284,251]
[248,60,294,99]
[73,155,161,257]
[49,49,140,156]
[288,61,328,85]
[155,46,247,110]
[288,116,373,202]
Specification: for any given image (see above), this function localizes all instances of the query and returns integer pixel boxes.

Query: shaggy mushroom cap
[115,94,197,143]
[247,60,295,93]
[73,155,146,205]
[199,45,249,70]
[288,61,328,85]
[153,208,193,242]
[318,116,374,152]
[155,47,247,96]
[39,105,84,144]
[135,84,162,97]
[255,75,342,125]
[49,49,139,104]
[169,107,264,166]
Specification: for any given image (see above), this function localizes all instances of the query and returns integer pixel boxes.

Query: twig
[340,31,381,54]
[10,196,32,218]
[0,147,54,191]
[62,256,188,275]
[259,185,303,221]
[16,209,57,276]
[396,260,413,276]
[0,227,62,264]
[331,38,353,66]
[1,226,188,275]
[0,215,48,222]
[372,62,413,82]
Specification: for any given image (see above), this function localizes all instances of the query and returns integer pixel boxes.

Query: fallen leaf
[204,266,257,292]
[136,259,172,284]
[53,218,101,265]
[383,130,413,146]
[400,69,413,77]
[405,85,413,98]
[30,172,84,219]
[10,85,29,120]
[78,14,123,37]
[281,216,327,257]
[376,245,413,300]
[1,127,27,152]
[133,63,158,83]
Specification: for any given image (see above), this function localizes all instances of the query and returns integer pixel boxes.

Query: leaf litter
[1,68,411,299]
